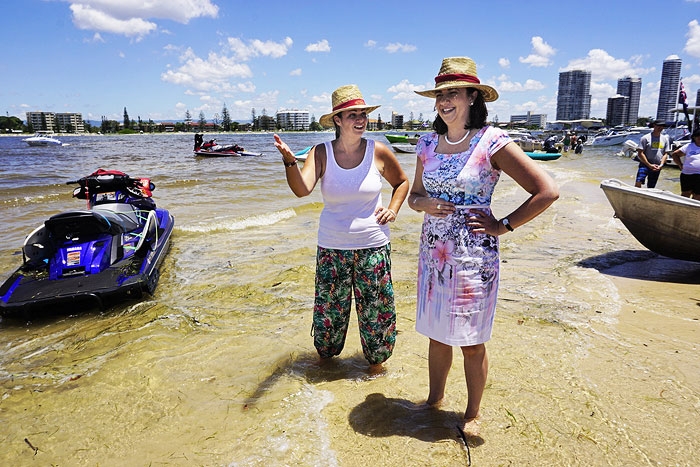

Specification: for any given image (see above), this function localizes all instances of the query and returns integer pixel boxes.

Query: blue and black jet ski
[0,169,175,315]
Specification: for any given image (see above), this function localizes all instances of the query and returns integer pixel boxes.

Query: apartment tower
[556,70,592,120]
[655,55,682,122]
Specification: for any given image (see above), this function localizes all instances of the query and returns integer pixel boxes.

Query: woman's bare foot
[424,397,444,409]
[368,363,384,375]
[462,416,481,437]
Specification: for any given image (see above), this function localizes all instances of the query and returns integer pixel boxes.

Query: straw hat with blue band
[414,57,499,102]
[319,84,381,128]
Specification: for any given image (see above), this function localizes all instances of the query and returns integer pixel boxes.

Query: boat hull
[525,151,561,161]
[391,143,416,153]
[600,178,700,262]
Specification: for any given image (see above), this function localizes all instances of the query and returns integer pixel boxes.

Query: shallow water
[0,133,698,466]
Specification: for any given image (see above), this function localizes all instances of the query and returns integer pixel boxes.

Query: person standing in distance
[635,120,671,188]
[671,126,700,199]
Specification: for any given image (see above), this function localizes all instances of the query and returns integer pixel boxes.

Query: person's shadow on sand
[348,393,484,447]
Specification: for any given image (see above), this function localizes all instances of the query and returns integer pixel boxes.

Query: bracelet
[283,159,297,167]
[387,209,397,221]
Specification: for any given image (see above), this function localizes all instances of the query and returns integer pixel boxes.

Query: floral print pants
[313,244,396,365]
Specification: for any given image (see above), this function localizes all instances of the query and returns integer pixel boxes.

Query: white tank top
[318,139,390,249]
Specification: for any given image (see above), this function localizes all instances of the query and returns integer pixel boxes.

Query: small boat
[23,133,62,146]
[524,151,561,161]
[587,127,650,147]
[391,143,416,154]
[0,169,175,315]
[193,134,262,157]
[385,133,419,144]
[509,130,544,152]
[600,178,700,262]
[295,146,312,161]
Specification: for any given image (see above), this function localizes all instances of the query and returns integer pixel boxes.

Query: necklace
[444,129,472,145]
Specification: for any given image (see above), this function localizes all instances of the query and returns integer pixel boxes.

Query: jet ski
[0,169,175,315]
[193,133,262,157]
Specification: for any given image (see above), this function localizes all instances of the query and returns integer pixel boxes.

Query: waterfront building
[556,70,591,120]
[391,112,404,129]
[510,111,547,128]
[656,55,682,122]
[25,111,84,133]
[616,77,641,125]
[606,95,630,127]
[276,109,309,131]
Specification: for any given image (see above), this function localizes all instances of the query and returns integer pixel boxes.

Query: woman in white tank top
[273,85,409,373]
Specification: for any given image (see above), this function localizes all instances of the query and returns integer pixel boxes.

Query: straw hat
[415,57,499,102]
[319,84,380,128]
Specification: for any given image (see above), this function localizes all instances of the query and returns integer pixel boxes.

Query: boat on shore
[384,133,419,144]
[294,146,312,161]
[509,130,544,152]
[23,132,62,146]
[524,151,561,161]
[391,143,416,153]
[600,178,700,262]
[587,127,650,146]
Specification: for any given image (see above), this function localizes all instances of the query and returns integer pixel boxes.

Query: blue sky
[2,0,700,125]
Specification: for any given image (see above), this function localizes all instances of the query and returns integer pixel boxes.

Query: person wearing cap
[273,85,409,373]
[635,119,671,188]
[670,127,700,199]
[408,57,559,436]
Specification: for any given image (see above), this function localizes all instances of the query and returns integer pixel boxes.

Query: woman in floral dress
[408,57,559,435]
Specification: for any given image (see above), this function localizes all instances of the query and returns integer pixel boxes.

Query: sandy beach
[0,132,698,466]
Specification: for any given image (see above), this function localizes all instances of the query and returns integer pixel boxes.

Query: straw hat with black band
[319,85,381,129]
[415,56,498,102]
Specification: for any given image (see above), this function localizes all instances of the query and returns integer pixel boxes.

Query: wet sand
[0,134,698,466]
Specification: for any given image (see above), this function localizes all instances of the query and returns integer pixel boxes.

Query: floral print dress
[415,126,511,346]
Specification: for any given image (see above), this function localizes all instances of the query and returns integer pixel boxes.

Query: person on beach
[408,57,559,435]
[670,126,700,199]
[635,119,671,188]
[273,84,409,373]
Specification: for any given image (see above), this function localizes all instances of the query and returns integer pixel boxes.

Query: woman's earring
[470,101,474,106]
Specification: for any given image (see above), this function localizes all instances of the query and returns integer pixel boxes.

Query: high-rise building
[606,96,630,127]
[655,55,682,122]
[556,70,591,120]
[616,77,642,125]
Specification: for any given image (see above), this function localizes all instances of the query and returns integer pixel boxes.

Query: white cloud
[497,76,546,92]
[519,36,556,67]
[385,42,417,53]
[290,68,302,76]
[227,37,293,60]
[685,20,700,57]
[499,58,510,68]
[161,48,253,92]
[67,0,219,38]
[365,40,377,48]
[305,39,331,53]
[564,48,654,81]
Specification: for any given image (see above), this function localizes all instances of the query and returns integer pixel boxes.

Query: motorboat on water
[0,169,175,315]
[586,127,650,146]
[508,130,544,152]
[193,134,262,157]
[384,133,419,144]
[294,146,312,161]
[600,178,700,262]
[23,133,63,146]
